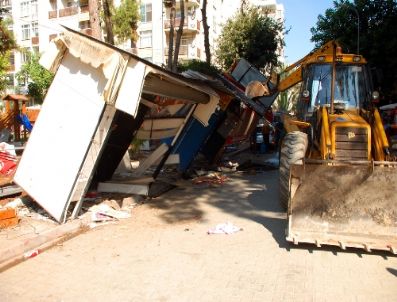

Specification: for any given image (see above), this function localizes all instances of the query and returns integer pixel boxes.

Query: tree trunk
[88,0,101,39]
[172,0,185,72]
[201,0,211,64]
[102,0,114,45]
[130,23,138,53]
[167,0,176,70]
[240,0,247,14]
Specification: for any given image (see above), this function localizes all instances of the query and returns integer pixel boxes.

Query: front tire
[279,131,308,210]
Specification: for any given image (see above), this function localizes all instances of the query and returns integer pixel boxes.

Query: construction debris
[0,208,18,229]
[192,173,228,185]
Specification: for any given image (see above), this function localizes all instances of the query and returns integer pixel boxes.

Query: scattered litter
[24,249,40,259]
[192,173,228,185]
[0,142,17,176]
[219,161,239,172]
[5,197,24,209]
[207,222,242,235]
[89,204,131,223]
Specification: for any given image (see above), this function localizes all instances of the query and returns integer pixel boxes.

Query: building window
[32,21,38,37]
[6,74,14,87]
[21,24,30,40]
[181,37,188,46]
[0,0,11,7]
[139,30,152,48]
[9,52,14,66]
[20,1,30,17]
[31,0,38,18]
[21,49,31,64]
[140,3,152,23]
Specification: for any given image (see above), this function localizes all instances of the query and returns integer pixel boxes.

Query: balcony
[48,10,57,19]
[164,45,200,60]
[164,17,200,32]
[31,36,39,45]
[59,6,78,18]
[186,0,200,7]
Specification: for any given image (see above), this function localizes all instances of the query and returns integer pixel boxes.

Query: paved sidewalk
[0,170,396,301]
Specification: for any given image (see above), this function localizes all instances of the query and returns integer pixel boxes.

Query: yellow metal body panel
[277,40,367,93]
[328,111,371,160]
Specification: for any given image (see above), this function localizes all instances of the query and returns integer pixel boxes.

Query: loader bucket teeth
[286,163,397,253]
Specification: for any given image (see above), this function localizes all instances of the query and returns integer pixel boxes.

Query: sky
[282,0,335,64]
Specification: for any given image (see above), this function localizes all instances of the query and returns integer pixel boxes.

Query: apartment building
[135,0,284,66]
[1,0,284,93]
[1,0,91,92]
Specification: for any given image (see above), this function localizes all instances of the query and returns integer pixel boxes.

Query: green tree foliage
[0,16,16,54]
[215,7,285,71]
[16,52,54,103]
[112,0,139,48]
[0,53,11,93]
[0,16,17,94]
[310,0,397,101]
[177,59,221,77]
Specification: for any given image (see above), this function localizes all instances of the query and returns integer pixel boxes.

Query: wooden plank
[115,151,132,174]
[0,185,23,198]
[97,182,149,196]
[193,95,219,127]
[141,118,185,131]
[0,208,16,220]
[131,143,169,177]
[109,177,154,184]
[165,153,180,165]
[115,59,146,117]
[0,217,19,229]
[70,105,116,220]
[136,128,178,140]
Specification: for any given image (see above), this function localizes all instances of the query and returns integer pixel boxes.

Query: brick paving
[0,170,396,301]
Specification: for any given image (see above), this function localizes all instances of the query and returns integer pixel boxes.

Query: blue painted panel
[171,111,220,172]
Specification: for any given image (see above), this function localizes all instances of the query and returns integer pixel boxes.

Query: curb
[0,217,89,272]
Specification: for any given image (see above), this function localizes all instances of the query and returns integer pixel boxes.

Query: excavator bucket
[287,162,397,253]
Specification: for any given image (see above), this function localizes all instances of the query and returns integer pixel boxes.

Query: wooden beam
[97,182,149,196]
[141,118,184,131]
[136,129,178,140]
[143,74,210,104]
[131,143,169,177]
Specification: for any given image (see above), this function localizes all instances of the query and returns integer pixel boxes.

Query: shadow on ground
[145,153,396,258]
[386,267,397,277]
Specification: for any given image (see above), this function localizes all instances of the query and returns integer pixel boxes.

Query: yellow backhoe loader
[261,41,397,253]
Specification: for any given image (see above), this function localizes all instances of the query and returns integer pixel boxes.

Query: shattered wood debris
[0,208,18,228]
[192,173,228,185]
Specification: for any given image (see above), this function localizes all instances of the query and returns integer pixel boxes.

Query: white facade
[1,0,89,91]
[0,0,285,93]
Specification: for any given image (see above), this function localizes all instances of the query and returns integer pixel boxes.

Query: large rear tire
[279,131,308,210]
